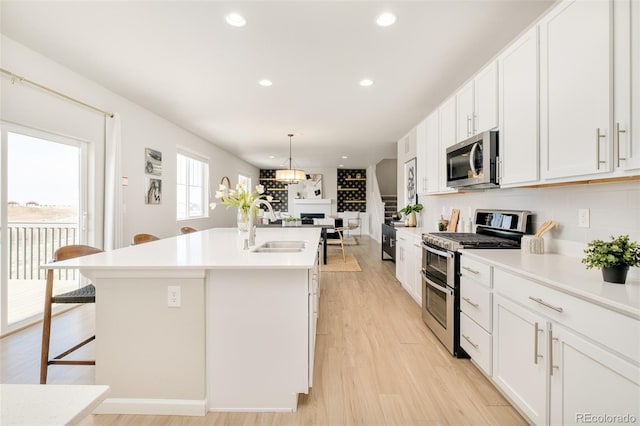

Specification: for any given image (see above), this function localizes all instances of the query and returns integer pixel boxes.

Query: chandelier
[275,133,306,183]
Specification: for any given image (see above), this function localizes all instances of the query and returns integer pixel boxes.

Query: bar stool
[40,245,103,384]
[180,226,197,234]
[131,233,160,245]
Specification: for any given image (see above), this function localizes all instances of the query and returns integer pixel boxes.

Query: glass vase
[237,209,250,232]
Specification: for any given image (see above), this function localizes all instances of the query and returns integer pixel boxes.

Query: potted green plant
[400,203,424,227]
[581,235,640,284]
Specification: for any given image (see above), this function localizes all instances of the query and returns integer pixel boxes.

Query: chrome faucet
[246,199,275,248]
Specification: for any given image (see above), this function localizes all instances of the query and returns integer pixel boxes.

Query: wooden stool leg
[338,230,346,262]
[40,269,54,384]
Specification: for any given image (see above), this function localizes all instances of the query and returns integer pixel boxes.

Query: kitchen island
[47,227,322,416]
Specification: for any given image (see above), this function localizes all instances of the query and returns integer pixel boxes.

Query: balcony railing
[7,222,79,281]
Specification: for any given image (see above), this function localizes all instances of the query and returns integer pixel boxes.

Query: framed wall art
[145,148,162,176]
[146,178,162,204]
[405,158,417,206]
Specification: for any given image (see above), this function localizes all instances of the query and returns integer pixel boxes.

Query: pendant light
[275,133,306,183]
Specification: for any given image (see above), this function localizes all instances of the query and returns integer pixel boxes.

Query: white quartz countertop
[47,227,322,270]
[0,384,109,425]
[395,227,426,238]
[461,249,640,319]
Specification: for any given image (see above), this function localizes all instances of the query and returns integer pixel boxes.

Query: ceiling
[0,1,554,170]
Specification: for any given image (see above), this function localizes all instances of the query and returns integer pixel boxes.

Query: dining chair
[40,244,103,384]
[131,233,160,245]
[180,226,197,234]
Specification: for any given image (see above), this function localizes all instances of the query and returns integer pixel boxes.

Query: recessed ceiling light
[226,12,247,27]
[268,155,275,159]
[341,155,348,159]
[359,79,374,87]
[339,164,345,167]
[376,12,397,27]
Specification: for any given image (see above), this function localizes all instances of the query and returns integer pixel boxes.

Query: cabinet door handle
[533,322,543,364]
[596,128,606,169]
[462,334,478,349]
[462,297,479,308]
[528,296,563,313]
[462,266,480,275]
[616,122,627,167]
[467,115,472,137]
[549,328,559,376]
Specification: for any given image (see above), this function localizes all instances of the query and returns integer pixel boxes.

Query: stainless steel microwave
[446,130,499,189]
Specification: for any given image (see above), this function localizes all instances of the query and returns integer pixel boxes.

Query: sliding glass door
[0,124,88,334]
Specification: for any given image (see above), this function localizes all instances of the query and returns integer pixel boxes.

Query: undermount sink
[252,240,306,253]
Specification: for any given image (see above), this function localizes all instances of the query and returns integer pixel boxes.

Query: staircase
[381,195,397,223]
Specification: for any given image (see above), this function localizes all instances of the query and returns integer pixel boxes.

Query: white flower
[256,184,265,194]
[209,202,217,210]
[266,195,273,202]
[218,184,227,191]
[215,190,225,199]
[236,183,246,191]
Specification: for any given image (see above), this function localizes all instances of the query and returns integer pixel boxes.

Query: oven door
[422,243,456,288]
[421,271,454,355]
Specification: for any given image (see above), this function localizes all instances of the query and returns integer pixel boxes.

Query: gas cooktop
[423,209,532,251]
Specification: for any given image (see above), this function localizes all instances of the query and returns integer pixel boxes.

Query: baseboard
[94,397,207,416]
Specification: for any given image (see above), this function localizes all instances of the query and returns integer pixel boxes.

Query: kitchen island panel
[207,268,310,412]
[93,272,207,415]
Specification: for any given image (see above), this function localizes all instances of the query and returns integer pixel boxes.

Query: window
[177,151,209,220]
[1,125,88,332]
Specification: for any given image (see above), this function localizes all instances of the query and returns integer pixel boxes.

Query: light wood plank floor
[1,236,525,425]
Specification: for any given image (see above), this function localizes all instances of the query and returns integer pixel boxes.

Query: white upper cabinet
[416,118,428,195]
[456,81,475,142]
[425,110,441,194]
[631,0,640,170]
[540,0,611,179]
[475,62,499,135]
[615,0,640,171]
[498,27,540,186]
[456,62,498,143]
[439,97,457,193]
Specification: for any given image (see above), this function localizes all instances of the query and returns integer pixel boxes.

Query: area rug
[321,253,362,272]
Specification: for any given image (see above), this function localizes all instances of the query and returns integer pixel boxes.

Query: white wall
[376,159,397,196]
[1,35,258,245]
[418,180,640,261]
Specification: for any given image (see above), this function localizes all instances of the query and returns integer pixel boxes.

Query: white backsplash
[418,180,639,275]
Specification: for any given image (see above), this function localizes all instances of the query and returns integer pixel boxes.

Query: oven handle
[422,243,453,259]
[421,271,453,295]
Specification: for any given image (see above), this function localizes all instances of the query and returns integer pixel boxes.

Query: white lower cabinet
[460,312,492,375]
[490,267,640,425]
[549,324,640,425]
[460,255,493,376]
[493,293,548,425]
[308,250,321,387]
[395,230,422,305]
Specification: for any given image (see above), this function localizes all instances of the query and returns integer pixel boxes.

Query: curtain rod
[0,67,114,118]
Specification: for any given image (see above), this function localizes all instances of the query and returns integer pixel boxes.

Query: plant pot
[602,265,629,284]
[407,212,417,227]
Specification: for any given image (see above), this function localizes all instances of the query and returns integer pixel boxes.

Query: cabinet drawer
[461,313,492,376]
[460,277,492,332]
[460,255,492,286]
[494,268,640,361]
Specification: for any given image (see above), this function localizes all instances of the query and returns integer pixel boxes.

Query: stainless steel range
[421,209,531,356]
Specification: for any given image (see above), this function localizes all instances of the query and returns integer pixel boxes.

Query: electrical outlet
[167,285,181,307]
[578,208,590,228]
